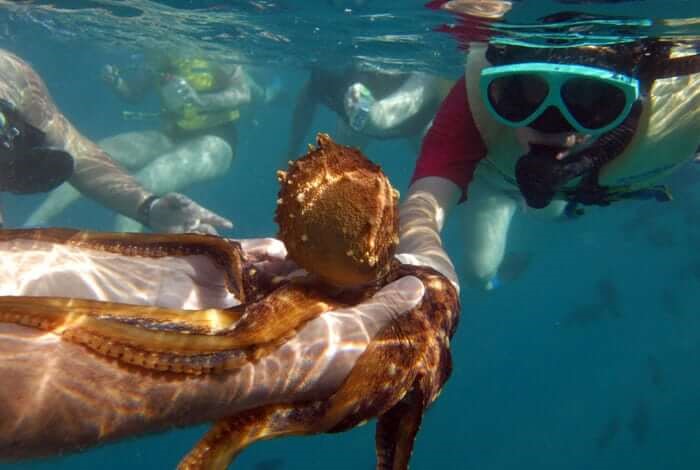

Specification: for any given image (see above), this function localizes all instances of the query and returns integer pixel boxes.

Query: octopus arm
[0,228,349,374]
[178,276,433,470]
[375,386,427,470]
[0,283,344,374]
[0,276,423,461]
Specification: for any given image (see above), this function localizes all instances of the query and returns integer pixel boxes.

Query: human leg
[23,130,171,227]
[114,134,233,232]
[459,178,518,290]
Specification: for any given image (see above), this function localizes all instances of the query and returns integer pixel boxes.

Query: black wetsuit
[0,99,74,195]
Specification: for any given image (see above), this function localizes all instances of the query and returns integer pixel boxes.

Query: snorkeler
[398,9,700,290]
[286,64,453,161]
[25,48,274,232]
[0,48,232,234]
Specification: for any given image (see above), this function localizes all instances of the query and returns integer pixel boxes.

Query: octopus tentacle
[0,282,347,374]
[174,269,451,470]
[178,404,307,470]
[375,386,426,470]
[0,227,383,374]
[0,228,249,300]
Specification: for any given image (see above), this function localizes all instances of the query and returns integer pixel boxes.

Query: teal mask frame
[479,62,641,135]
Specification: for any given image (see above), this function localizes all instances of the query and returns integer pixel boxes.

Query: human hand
[263,77,283,104]
[344,82,375,132]
[0,272,426,462]
[147,192,233,235]
[395,252,460,294]
[100,64,121,87]
[160,76,204,113]
[237,237,305,280]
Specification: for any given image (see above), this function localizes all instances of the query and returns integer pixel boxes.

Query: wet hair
[485,39,674,93]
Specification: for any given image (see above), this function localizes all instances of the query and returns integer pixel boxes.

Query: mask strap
[652,54,700,79]
[561,99,644,206]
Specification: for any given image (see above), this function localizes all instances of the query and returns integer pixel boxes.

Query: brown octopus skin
[0,229,356,375]
[0,255,458,470]
[276,133,400,287]
[0,272,428,462]
[177,262,459,470]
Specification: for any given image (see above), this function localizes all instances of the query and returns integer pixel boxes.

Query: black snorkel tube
[515,99,643,208]
[504,34,700,209]
[511,39,700,209]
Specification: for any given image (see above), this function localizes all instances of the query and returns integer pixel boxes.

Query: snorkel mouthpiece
[515,145,565,209]
[516,100,643,208]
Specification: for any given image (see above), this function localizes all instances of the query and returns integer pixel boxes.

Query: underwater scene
[1,0,700,469]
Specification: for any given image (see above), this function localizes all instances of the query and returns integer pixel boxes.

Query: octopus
[276,133,399,287]
[0,134,460,470]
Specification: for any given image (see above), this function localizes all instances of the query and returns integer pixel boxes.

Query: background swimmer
[0,48,232,234]
[286,63,454,162]
[25,47,276,232]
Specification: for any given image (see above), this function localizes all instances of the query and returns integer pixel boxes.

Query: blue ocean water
[1,1,700,469]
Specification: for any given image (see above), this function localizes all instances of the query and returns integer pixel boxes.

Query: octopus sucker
[0,282,346,373]
[63,327,251,375]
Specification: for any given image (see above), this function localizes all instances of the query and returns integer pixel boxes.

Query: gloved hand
[0,269,426,461]
[145,192,233,235]
[160,76,204,113]
[344,82,376,132]
[395,252,461,294]
[236,237,306,283]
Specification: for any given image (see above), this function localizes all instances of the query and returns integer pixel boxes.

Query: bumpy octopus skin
[276,133,400,287]
[0,135,461,469]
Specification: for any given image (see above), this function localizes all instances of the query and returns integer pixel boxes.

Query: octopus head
[275,133,399,287]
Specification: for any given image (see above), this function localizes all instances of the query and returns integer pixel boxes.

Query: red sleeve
[411,76,486,203]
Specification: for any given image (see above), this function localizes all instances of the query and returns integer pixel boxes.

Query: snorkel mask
[480,62,640,136]
[480,31,700,209]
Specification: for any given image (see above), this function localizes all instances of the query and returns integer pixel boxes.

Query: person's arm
[398,177,461,289]
[397,76,487,292]
[43,111,154,224]
[285,71,320,160]
[101,64,155,103]
[32,70,231,233]
[195,65,254,110]
[0,234,425,461]
[364,72,438,132]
